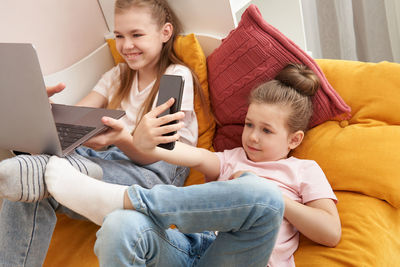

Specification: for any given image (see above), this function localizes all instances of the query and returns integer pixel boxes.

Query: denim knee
[95,209,153,266]
[235,173,283,202]
[234,174,285,224]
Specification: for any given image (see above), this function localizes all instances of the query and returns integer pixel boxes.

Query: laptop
[0,43,125,157]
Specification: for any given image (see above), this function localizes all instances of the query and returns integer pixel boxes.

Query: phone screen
[155,74,184,150]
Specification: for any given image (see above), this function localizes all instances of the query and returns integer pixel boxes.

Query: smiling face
[242,102,304,162]
[114,6,172,77]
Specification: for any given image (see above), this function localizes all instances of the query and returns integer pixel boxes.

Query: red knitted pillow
[207,4,351,152]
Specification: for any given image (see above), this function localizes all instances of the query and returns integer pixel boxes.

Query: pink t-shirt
[215,147,337,267]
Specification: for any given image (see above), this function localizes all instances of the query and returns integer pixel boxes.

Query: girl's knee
[233,174,284,218]
[95,210,148,254]
[95,209,163,265]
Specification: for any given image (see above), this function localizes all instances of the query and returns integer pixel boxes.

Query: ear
[161,22,173,43]
[288,130,304,150]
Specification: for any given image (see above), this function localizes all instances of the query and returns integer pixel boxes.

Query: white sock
[45,156,128,225]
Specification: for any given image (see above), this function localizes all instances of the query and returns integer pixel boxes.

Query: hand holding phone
[156,74,184,150]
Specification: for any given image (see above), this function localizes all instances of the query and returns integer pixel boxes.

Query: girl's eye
[245,122,253,128]
[115,35,123,39]
[263,128,271,134]
[132,34,142,38]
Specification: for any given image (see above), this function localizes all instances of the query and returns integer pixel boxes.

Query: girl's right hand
[132,98,185,153]
[46,83,66,97]
[46,83,66,104]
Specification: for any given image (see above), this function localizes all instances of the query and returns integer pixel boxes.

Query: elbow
[325,234,341,248]
[322,212,342,248]
[324,225,342,248]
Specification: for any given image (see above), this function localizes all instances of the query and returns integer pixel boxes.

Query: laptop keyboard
[56,123,95,150]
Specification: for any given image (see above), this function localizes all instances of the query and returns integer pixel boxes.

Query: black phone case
[156,74,184,150]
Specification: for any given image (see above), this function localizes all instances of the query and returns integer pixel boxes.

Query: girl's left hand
[83,116,130,150]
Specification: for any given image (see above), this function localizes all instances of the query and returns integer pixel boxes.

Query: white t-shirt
[215,147,337,267]
[92,63,198,146]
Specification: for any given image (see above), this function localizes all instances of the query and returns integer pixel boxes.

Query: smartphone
[156,74,185,150]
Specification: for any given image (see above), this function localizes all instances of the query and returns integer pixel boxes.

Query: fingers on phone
[153,98,174,117]
[161,122,183,134]
[160,132,180,143]
[158,112,183,126]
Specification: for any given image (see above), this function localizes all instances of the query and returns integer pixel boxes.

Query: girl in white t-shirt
[45,63,341,267]
[0,1,202,266]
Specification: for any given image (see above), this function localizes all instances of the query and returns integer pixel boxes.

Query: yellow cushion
[106,35,215,186]
[292,59,400,208]
[106,38,124,65]
[294,191,400,266]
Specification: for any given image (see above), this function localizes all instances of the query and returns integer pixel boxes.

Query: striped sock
[0,152,103,202]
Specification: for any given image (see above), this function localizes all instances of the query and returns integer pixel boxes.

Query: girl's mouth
[124,52,141,60]
[247,145,260,152]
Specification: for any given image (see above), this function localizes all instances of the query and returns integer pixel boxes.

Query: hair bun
[275,63,320,96]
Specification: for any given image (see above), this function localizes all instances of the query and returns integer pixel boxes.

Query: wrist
[114,132,133,149]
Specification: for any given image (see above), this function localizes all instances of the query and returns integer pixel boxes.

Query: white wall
[98,0,307,53]
[235,0,307,51]
[0,0,307,74]
[0,0,108,75]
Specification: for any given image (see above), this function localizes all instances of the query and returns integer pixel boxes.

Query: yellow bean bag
[293,59,400,266]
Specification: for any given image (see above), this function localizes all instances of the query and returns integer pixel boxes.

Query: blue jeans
[95,174,284,267]
[0,146,189,267]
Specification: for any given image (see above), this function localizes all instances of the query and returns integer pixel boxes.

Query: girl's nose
[123,40,134,50]
[249,130,259,143]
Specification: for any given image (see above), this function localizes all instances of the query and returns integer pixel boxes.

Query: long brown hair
[249,63,320,133]
[108,0,204,126]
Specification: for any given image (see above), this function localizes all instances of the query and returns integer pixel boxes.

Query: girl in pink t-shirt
[44,63,341,267]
